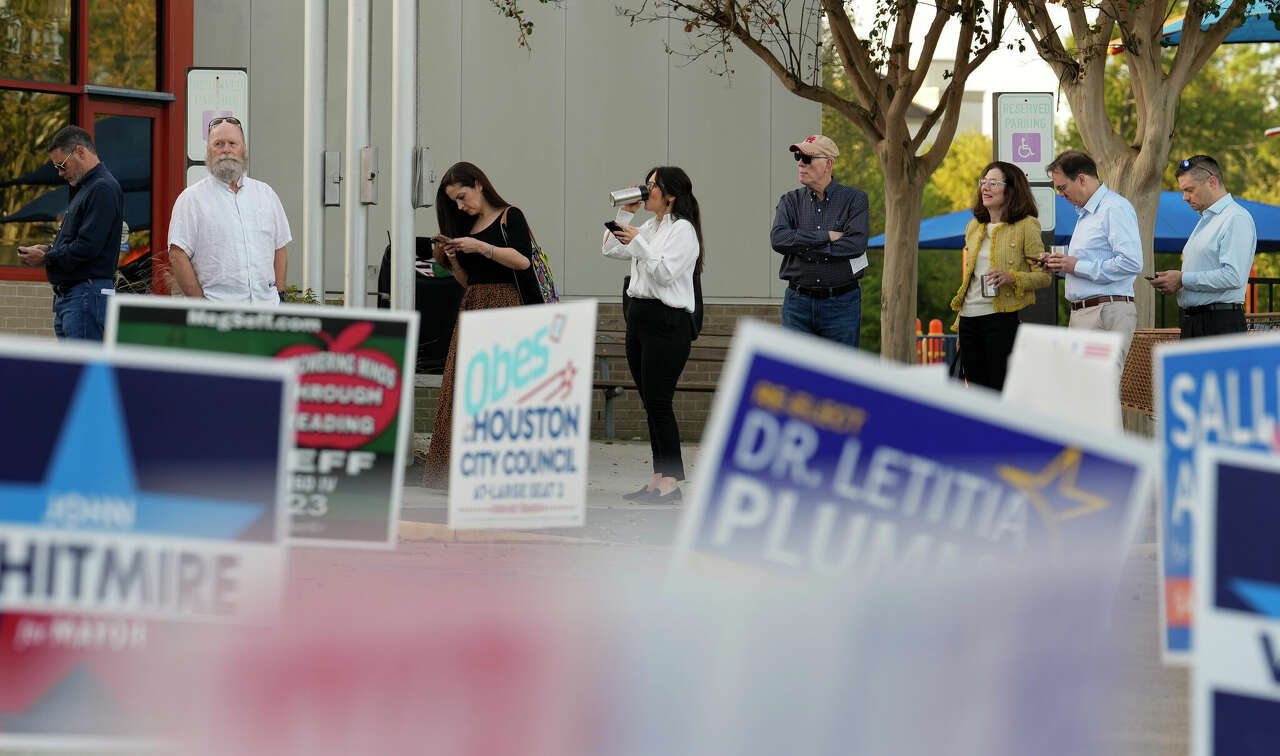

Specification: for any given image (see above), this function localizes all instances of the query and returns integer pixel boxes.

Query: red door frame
[84,99,167,270]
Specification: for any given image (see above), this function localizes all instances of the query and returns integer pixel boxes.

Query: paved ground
[312,438,1190,754]
[400,438,700,546]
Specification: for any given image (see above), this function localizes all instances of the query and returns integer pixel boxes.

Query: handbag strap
[499,205,539,250]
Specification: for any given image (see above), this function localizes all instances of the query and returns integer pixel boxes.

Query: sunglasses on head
[793,151,827,165]
[208,115,242,129]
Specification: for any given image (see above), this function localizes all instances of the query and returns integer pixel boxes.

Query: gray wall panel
[667,46,774,298]
[563,5,669,297]
[192,0,818,302]
[457,0,565,291]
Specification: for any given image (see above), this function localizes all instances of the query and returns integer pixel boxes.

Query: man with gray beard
[168,116,292,304]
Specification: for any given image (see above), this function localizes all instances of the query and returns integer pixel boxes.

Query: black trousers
[957,312,1020,391]
[626,297,692,480]
[1180,307,1246,339]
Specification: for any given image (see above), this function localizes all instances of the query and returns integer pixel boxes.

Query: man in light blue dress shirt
[1041,151,1143,368]
[1150,155,1257,339]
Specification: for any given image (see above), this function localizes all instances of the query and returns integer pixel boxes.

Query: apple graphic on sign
[276,322,401,449]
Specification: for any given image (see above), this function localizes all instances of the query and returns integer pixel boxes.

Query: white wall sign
[186,68,249,163]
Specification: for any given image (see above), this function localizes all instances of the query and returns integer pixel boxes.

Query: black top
[456,206,533,285]
[45,163,124,285]
[769,180,869,288]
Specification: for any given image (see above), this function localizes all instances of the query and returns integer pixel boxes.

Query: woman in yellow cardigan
[949,161,1051,390]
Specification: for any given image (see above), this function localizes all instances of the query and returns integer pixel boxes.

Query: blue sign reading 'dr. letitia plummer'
[671,321,1153,580]
[1156,332,1280,663]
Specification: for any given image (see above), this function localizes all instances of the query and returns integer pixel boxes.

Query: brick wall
[0,282,55,338]
[411,302,781,442]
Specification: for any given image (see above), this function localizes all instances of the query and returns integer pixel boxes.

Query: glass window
[0,1,72,84]
[0,90,73,267]
[89,0,158,91]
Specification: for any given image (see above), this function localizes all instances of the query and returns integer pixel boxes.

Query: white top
[601,209,698,313]
[961,224,1000,317]
[168,175,293,305]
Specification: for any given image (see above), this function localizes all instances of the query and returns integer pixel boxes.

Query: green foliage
[1057,44,1280,197]
[284,286,322,305]
[822,99,979,353]
[928,132,994,213]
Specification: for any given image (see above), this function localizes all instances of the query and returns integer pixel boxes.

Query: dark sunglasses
[793,151,827,165]
[208,115,242,129]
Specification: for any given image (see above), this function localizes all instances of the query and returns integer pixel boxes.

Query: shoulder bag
[500,207,559,305]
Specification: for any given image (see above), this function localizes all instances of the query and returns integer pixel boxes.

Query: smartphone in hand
[604,221,623,233]
[429,234,451,245]
[1145,273,1158,280]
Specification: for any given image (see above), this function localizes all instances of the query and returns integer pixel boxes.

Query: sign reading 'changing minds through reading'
[1156,332,1280,663]
[449,300,596,530]
[672,321,1154,580]
[0,338,292,749]
[106,296,419,549]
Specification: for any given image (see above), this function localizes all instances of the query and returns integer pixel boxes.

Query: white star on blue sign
[0,362,266,538]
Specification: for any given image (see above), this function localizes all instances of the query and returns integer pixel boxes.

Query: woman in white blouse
[603,166,704,503]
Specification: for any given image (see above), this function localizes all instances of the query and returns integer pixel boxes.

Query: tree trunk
[879,161,926,362]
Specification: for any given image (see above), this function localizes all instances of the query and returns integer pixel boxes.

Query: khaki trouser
[1068,300,1137,370]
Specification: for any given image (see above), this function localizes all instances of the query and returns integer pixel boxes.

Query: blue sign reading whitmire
[673,322,1153,579]
[0,340,292,749]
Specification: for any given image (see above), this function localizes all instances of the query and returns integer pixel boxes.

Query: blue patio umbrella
[869,191,1280,253]
[1161,0,1280,46]
[0,186,151,231]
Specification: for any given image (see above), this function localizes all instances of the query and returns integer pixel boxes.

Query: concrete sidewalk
[398,437,703,547]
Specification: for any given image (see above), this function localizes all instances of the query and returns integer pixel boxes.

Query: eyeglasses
[208,115,242,129]
[1054,182,1069,195]
[644,181,657,190]
[793,152,828,165]
[976,179,1006,188]
[50,147,77,172]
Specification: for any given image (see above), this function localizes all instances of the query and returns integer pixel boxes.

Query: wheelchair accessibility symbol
[1012,132,1041,163]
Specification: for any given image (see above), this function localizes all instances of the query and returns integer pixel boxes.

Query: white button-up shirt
[168,175,292,305]
[1178,193,1257,308]
[602,209,698,313]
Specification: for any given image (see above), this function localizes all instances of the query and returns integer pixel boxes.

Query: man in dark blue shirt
[770,134,870,349]
[18,125,123,341]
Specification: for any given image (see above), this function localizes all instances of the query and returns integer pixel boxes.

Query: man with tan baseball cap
[770,134,869,348]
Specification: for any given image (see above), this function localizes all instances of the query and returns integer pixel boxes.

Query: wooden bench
[594,328,731,440]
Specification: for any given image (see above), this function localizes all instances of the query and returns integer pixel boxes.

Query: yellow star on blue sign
[996,446,1109,545]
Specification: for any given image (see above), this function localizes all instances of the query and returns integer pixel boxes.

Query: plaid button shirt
[770,180,869,289]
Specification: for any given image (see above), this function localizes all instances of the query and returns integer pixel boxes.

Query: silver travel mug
[609,186,649,206]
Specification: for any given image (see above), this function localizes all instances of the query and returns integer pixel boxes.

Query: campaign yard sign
[0,338,292,749]
[106,296,419,549]
[1192,449,1280,756]
[672,321,1154,580]
[1155,332,1280,663]
[448,300,596,530]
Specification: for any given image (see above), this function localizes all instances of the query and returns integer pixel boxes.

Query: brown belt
[1070,295,1134,311]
